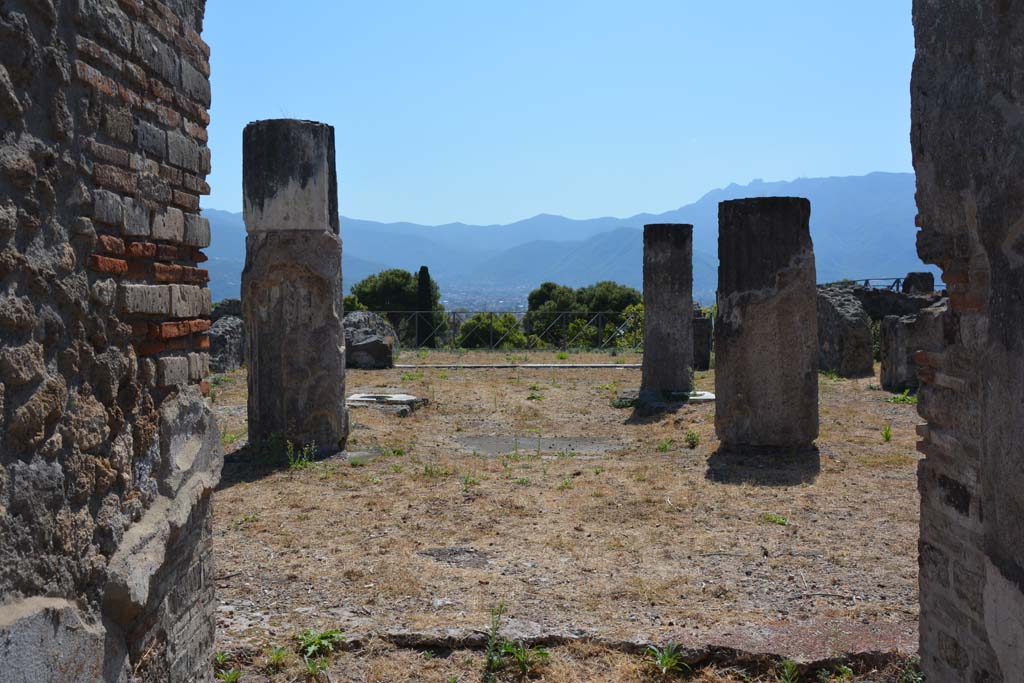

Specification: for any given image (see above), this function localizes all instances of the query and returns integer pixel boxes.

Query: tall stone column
[641,224,694,400]
[715,198,818,449]
[242,119,348,451]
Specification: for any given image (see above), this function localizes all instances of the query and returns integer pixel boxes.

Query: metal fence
[370,310,645,351]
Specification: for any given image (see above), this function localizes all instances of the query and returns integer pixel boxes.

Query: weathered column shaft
[242,119,348,450]
[714,197,818,449]
[641,224,694,397]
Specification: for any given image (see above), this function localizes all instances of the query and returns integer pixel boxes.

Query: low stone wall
[0,1,220,680]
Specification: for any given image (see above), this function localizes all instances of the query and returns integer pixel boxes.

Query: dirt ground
[209,350,922,682]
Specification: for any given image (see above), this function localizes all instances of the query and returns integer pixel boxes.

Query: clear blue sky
[203,1,913,225]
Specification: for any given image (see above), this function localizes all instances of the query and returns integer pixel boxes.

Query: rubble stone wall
[912,2,1024,680]
[0,0,219,680]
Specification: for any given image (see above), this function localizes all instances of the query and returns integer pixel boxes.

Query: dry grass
[210,351,922,681]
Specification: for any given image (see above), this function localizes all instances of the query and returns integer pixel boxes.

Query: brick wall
[912,1,1024,681]
[0,0,219,681]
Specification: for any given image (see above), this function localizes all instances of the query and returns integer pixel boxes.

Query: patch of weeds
[898,657,924,683]
[240,514,259,525]
[882,424,893,442]
[656,438,673,453]
[301,656,330,681]
[461,475,481,491]
[867,383,882,391]
[684,429,700,450]
[777,658,800,683]
[213,651,230,668]
[380,446,406,457]
[389,464,404,473]
[265,645,288,673]
[423,463,454,478]
[348,456,367,467]
[417,349,429,360]
[646,642,690,676]
[819,369,845,382]
[763,512,790,526]
[367,475,382,484]
[557,478,572,491]
[401,371,423,381]
[221,430,243,447]
[215,669,241,683]
[438,371,449,380]
[527,383,543,391]
[294,628,345,659]
[556,449,577,458]
[555,351,569,360]
[502,640,551,676]
[817,664,854,682]
[209,374,232,387]
[593,466,605,475]
[526,391,544,401]
[482,603,550,681]
[887,389,918,405]
[287,441,317,471]
[596,381,617,391]
[513,478,530,486]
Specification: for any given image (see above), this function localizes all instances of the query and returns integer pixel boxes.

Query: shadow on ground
[705,446,821,486]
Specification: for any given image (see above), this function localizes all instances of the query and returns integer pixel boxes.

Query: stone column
[692,302,713,371]
[641,224,694,400]
[715,198,818,449]
[242,119,348,451]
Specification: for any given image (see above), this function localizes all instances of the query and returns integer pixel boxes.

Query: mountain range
[204,171,932,308]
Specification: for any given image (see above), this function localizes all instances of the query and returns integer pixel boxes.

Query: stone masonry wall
[0,0,219,681]
[912,1,1024,681]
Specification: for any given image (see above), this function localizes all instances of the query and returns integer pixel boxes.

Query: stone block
[152,207,184,242]
[183,213,210,247]
[692,307,712,372]
[157,356,189,387]
[880,300,947,393]
[92,189,123,226]
[187,352,209,381]
[181,58,211,107]
[903,271,935,294]
[122,198,150,237]
[167,131,201,173]
[715,197,818,449]
[817,285,874,378]
[168,284,207,318]
[134,27,179,86]
[119,284,170,316]
[136,120,166,159]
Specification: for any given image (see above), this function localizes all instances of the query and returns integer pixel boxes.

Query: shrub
[457,312,526,349]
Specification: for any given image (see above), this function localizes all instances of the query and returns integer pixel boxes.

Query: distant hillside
[204,172,931,306]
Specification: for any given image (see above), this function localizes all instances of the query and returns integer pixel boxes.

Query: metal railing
[365,310,645,351]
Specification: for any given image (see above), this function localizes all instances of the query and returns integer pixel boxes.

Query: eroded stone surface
[879,301,946,393]
[714,198,818,449]
[344,310,399,369]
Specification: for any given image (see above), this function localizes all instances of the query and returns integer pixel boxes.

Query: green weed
[401,371,423,381]
[656,438,673,453]
[888,389,918,405]
[215,670,241,683]
[684,429,700,449]
[763,512,790,526]
[294,628,345,659]
[882,424,893,442]
[265,645,288,673]
[646,643,690,675]
[778,658,800,683]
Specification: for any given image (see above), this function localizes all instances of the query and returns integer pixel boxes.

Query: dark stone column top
[243,119,339,234]
[718,197,812,294]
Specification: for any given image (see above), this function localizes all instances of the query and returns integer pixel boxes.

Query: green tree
[349,268,445,346]
[523,280,640,348]
[416,266,435,347]
[457,313,526,349]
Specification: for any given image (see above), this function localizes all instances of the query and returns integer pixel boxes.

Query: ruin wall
[0,0,219,680]
[912,1,1024,680]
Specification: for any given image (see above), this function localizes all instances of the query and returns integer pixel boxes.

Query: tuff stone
[156,356,188,386]
[692,304,712,372]
[640,224,693,400]
[182,212,209,247]
[119,283,169,315]
[817,285,874,378]
[208,314,244,372]
[344,310,398,369]
[880,300,947,393]
[715,197,818,450]
[151,207,184,241]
